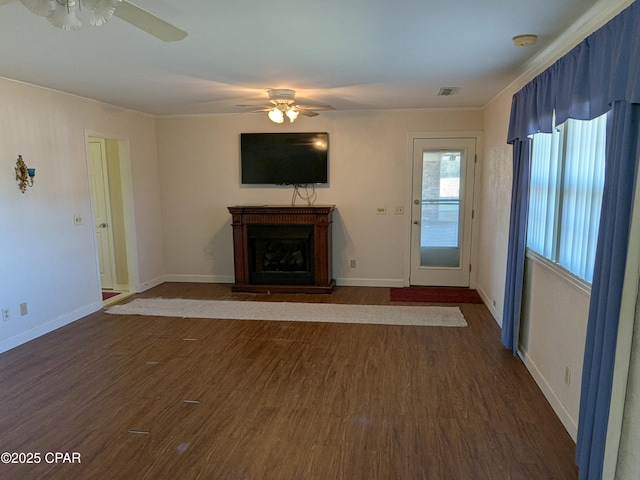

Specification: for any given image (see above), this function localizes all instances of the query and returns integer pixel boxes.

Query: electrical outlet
[20,303,28,316]
[2,308,9,321]
[394,206,404,215]
[376,205,386,215]
[350,259,356,268]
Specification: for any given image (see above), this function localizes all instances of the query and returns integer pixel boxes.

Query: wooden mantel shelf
[228,205,335,294]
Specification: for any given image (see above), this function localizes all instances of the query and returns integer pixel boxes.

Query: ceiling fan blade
[114,1,187,42]
[237,107,273,113]
[296,104,335,111]
[298,109,320,117]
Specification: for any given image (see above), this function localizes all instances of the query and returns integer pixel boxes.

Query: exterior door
[88,137,116,290]
[410,137,476,286]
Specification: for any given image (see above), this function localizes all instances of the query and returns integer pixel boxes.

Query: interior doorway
[86,134,135,302]
[409,135,478,287]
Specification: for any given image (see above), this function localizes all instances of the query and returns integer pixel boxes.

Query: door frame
[84,129,140,298]
[88,137,118,289]
[404,131,483,287]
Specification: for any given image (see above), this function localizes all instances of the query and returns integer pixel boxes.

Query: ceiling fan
[238,89,335,124]
[2,0,187,42]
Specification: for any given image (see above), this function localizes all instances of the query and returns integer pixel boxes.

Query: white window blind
[528,113,607,283]
[528,125,562,259]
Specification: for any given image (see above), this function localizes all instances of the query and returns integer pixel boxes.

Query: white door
[88,138,116,290]
[410,137,476,286]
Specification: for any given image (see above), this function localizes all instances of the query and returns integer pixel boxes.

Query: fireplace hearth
[228,205,335,293]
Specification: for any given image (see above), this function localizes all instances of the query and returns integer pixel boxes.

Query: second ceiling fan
[238,89,335,124]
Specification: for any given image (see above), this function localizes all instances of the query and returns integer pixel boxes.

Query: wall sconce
[15,155,36,194]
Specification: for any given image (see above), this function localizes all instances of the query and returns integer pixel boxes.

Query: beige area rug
[105,298,467,327]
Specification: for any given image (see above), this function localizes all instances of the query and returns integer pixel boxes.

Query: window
[527,113,607,283]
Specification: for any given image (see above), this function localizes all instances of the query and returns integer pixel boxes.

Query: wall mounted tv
[240,132,329,185]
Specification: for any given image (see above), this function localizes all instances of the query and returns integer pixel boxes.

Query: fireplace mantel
[228,205,335,293]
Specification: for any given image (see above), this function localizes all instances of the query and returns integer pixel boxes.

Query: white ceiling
[0,0,622,116]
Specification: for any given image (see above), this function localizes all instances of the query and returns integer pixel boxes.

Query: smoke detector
[512,34,538,47]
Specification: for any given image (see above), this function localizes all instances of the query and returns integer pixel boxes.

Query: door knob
[413,220,419,225]
[99,223,107,228]
[414,199,420,205]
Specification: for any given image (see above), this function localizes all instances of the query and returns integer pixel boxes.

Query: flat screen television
[240,132,329,185]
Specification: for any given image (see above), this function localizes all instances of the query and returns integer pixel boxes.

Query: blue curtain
[503,1,640,478]
[501,139,530,352]
[576,101,640,479]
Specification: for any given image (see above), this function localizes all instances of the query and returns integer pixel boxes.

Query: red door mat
[102,291,120,301]
[390,287,484,304]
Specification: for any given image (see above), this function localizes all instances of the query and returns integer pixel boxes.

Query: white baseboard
[0,302,102,355]
[336,277,405,288]
[519,350,578,442]
[136,275,166,292]
[475,284,502,327]
[147,275,404,288]
[162,274,234,284]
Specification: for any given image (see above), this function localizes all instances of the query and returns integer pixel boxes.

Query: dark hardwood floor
[0,283,578,479]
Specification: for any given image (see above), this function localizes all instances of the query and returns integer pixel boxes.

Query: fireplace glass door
[247,225,315,285]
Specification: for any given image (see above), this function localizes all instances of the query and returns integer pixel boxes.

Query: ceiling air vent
[438,87,459,96]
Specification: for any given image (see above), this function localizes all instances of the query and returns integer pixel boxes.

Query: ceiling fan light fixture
[48,1,83,30]
[85,0,122,26]
[285,108,299,122]
[268,108,285,124]
[239,89,332,123]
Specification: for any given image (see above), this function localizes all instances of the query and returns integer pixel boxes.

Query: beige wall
[521,256,589,439]
[154,109,484,286]
[0,77,165,353]
[475,89,514,320]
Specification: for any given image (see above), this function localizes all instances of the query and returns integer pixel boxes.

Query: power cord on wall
[291,184,317,206]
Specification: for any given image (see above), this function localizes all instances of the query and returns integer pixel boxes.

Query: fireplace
[247,224,314,285]
[228,205,335,293]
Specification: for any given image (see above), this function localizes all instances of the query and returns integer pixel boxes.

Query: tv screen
[240,132,329,185]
